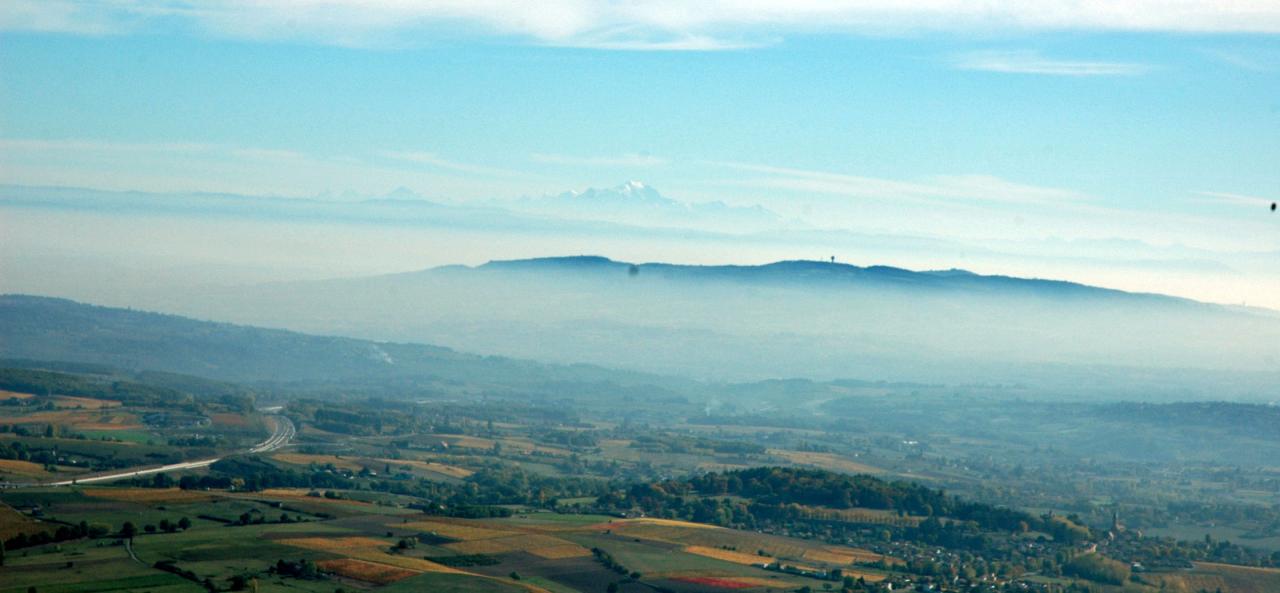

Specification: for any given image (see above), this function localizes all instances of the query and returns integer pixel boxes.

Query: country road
[19,414,296,488]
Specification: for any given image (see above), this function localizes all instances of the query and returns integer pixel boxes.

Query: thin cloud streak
[1193,190,1277,207]
[715,161,1090,206]
[953,50,1149,76]
[0,138,541,198]
[6,1,1280,49]
[531,153,669,167]
[380,151,526,178]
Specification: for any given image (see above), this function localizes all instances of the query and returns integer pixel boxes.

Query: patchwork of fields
[1,488,891,593]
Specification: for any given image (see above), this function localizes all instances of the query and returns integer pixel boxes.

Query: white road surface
[19,414,296,488]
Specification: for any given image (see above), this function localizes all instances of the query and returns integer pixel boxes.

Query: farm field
[271,453,474,480]
[1149,562,1280,593]
[767,450,884,475]
[4,360,1280,593]
[1,484,890,593]
[0,459,88,481]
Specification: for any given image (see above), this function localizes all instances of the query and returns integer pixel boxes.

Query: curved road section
[18,414,296,488]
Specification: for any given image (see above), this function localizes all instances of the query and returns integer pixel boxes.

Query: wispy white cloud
[381,151,524,177]
[5,1,1280,49]
[717,161,1089,206]
[232,147,310,161]
[953,50,1149,76]
[1201,47,1280,72]
[531,152,669,167]
[0,137,542,198]
[1193,190,1276,208]
[0,138,216,154]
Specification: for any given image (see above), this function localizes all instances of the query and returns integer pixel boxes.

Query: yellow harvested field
[209,413,251,427]
[379,458,474,478]
[444,534,575,555]
[8,409,142,431]
[83,488,214,503]
[770,449,883,474]
[272,453,367,472]
[0,459,45,474]
[498,438,570,456]
[249,488,376,506]
[285,536,463,574]
[273,453,473,479]
[1195,563,1280,575]
[603,519,888,568]
[349,550,464,574]
[0,391,114,409]
[802,547,857,564]
[800,545,895,565]
[0,459,86,479]
[429,434,497,449]
[620,518,721,530]
[402,520,516,541]
[316,558,420,584]
[0,503,47,540]
[427,434,567,456]
[684,546,773,565]
[529,544,593,559]
[51,395,120,409]
[1152,563,1280,593]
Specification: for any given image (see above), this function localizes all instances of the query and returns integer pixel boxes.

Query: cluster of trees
[0,368,196,410]
[175,453,604,520]
[270,558,321,579]
[1062,553,1131,585]
[465,467,608,505]
[3,516,193,555]
[201,457,355,491]
[591,547,641,581]
[312,407,386,435]
[600,467,1035,535]
[629,433,764,455]
[540,429,599,448]
[0,438,58,464]
[3,520,104,552]
[149,517,193,533]
[1103,529,1280,569]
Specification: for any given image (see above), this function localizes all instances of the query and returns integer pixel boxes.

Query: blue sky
[1,2,1279,307]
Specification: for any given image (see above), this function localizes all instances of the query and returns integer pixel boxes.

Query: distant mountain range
[506,181,782,232]
[467,255,1192,303]
[0,182,782,234]
[71,255,1271,400]
[0,294,669,392]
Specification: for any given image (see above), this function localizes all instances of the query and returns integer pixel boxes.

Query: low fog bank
[131,257,1280,401]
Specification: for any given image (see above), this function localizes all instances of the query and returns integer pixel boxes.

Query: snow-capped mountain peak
[560,181,673,207]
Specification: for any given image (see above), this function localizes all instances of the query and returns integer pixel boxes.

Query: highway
[28,414,296,488]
